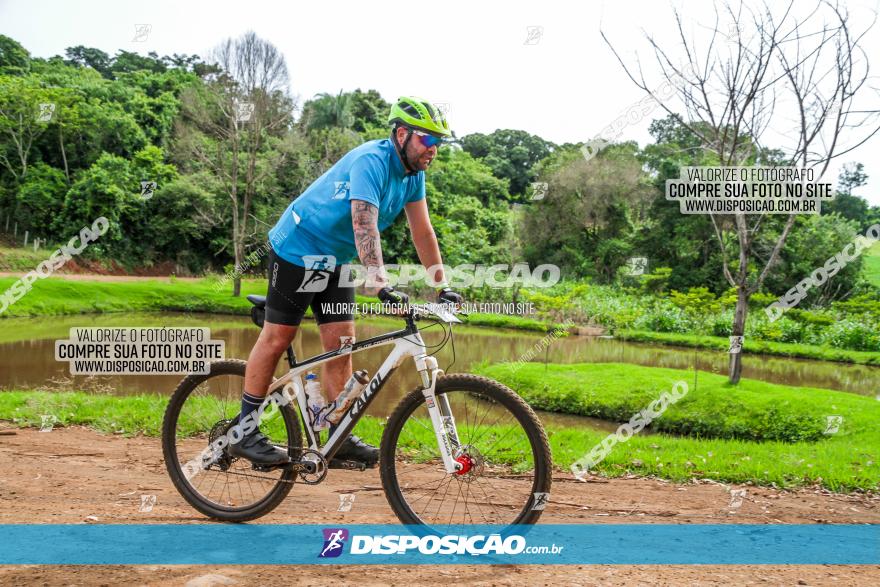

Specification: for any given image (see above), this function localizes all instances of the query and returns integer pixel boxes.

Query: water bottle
[304,372,328,431]
[325,370,370,425]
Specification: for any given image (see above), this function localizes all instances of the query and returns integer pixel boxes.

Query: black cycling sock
[240,392,264,431]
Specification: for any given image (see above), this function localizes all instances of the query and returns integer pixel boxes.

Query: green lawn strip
[463,312,561,332]
[862,241,880,288]
[0,277,265,317]
[472,362,880,491]
[3,373,878,491]
[0,246,60,272]
[618,329,880,365]
[0,391,527,469]
[0,276,567,333]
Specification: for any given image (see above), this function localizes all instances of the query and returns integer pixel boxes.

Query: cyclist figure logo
[319,528,349,558]
[333,181,350,200]
[532,491,549,510]
[297,255,336,293]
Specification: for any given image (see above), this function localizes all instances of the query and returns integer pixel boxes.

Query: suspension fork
[414,354,463,473]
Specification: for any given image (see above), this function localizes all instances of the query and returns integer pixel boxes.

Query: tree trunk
[230,109,241,297]
[58,124,70,183]
[728,284,748,384]
[233,239,243,297]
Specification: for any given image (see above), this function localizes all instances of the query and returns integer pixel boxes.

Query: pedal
[328,459,371,471]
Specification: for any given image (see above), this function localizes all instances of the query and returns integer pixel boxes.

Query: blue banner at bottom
[0,524,876,565]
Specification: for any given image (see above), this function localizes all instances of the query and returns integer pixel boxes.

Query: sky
[2,0,879,202]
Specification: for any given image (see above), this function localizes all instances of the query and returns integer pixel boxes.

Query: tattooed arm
[351,200,387,294]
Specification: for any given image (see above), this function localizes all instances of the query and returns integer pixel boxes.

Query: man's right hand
[378,287,409,308]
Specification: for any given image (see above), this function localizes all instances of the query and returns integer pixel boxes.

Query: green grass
[462,312,563,332]
[0,391,530,470]
[471,362,880,492]
[862,241,880,288]
[0,245,60,272]
[4,359,879,491]
[618,329,880,365]
[0,276,268,318]
[0,275,568,333]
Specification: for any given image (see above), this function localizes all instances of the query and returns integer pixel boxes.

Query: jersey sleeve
[407,172,427,203]
[348,153,385,208]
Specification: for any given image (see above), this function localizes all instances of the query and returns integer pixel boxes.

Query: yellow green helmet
[388,96,452,138]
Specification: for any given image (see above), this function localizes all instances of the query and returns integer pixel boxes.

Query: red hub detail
[454,455,473,475]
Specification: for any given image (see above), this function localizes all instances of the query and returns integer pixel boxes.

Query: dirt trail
[0,426,877,586]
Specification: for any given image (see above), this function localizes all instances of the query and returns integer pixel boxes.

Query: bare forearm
[412,229,446,285]
[352,201,387,292]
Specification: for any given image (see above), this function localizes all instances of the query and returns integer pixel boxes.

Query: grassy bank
[618,329,880,365]
[3,360,879,491]
[0,276,265,317]
[0,245,58,272]
[472,362,879,491]
[0,276,561,332]
[864,241,880,288]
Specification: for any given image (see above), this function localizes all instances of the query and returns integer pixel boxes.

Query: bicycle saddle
[247,295,266,328]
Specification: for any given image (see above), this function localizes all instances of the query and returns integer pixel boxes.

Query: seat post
[285,345,296,368]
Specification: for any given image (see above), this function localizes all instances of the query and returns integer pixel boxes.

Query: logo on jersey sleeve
[333,181,351,200]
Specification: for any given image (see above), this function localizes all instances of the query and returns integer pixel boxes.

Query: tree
[0,35,30,75]
[604,0,880,383]
[64,46,112,78]
[520,143,654,281]
[349,88,390,133]
[823,162,871,227]
[175,31,293,296]
[0,75,66,180]
[301,90,355,132]
[460,129,555,198]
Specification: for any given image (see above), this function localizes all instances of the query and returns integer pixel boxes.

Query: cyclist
[230,96,464,468]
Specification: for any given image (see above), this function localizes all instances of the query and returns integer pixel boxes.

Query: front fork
[414,354,463,474]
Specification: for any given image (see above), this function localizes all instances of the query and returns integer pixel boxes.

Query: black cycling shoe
[228,429,290,467]
[330,434,379,468]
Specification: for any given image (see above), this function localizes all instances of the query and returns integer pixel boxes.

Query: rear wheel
[161,360,303,522]
[380,374,552,526]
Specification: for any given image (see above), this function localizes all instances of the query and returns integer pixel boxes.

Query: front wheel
[380,374,552,526]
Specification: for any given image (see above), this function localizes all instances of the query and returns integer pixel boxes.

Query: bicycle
[161,296,552,526]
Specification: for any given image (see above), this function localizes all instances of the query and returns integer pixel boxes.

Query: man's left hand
[437,287,463,306]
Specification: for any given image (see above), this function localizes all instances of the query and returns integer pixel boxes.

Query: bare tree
[177,31,293,296]
[604,0,880,383]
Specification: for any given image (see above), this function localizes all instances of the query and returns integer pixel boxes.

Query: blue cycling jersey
[268,138,426,267]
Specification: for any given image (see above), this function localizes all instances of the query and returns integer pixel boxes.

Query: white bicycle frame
[264,325,465,473]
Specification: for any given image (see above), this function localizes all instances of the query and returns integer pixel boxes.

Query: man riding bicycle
[230,96,464,468]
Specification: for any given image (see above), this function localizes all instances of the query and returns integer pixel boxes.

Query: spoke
[468,411,515,448]
[471,476,506,522]
[448,475,466,524]
[418,475,454,519]
[393,387,542,526]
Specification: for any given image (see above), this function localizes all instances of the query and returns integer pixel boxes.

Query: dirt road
[0,426,877,586]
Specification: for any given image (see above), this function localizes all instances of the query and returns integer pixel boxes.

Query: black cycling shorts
[264,249,355,326]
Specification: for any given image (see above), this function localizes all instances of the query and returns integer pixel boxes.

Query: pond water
[1,312,877,432]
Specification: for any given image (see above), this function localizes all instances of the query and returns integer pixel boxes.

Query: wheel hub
[454,446,484,481]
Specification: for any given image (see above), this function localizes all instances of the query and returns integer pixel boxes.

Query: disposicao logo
[319,528,349,558]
